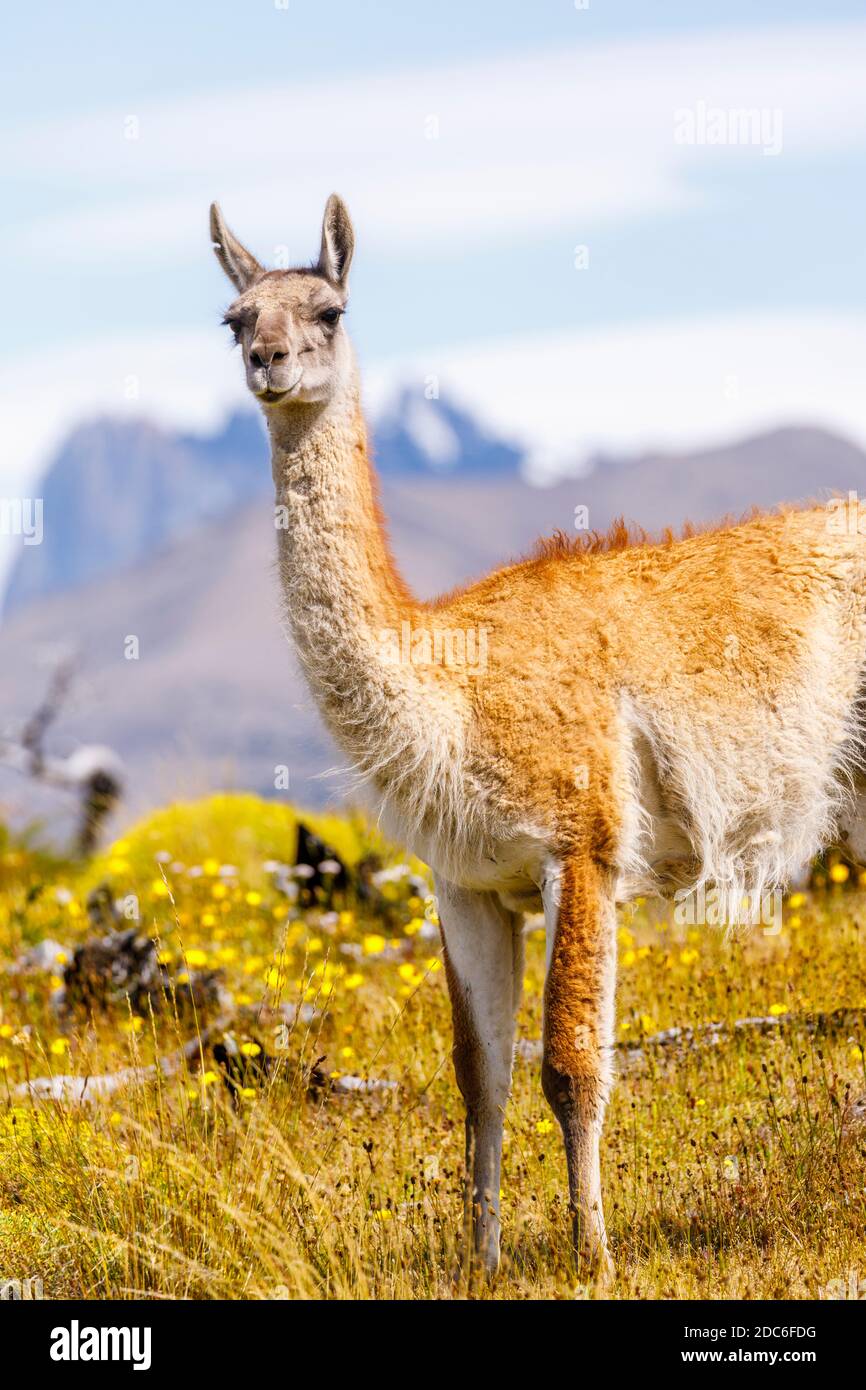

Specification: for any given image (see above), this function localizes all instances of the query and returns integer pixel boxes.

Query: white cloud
[367,310,866,474]
[0,329,249,595]
[0,330,246,498]
[5,306,866,591]
[7,22,866,266]
[5,308,866,494]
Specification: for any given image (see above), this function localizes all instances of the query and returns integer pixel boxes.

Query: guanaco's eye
[222,315,242,340]
[319,307,343,326]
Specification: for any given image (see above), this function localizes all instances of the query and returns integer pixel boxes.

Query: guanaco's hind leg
[435,877,524,1276]
[541,853,617,1283]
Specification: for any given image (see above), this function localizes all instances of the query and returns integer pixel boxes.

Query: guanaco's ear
[317,193,354,290]
[209,202,263,292]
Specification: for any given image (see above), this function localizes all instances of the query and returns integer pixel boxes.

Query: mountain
[573,425,866,533]
[3,411,270,614]
[4,419,866,837]
[2,393,522,616]
[372,387,523,477]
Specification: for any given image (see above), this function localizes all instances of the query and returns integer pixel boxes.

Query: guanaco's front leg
[436,877,524,1277]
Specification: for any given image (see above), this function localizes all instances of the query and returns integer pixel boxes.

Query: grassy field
[1,793,865,1300]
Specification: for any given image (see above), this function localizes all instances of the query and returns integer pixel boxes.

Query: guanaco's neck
[266,377,457,790]
[267,375,413,641]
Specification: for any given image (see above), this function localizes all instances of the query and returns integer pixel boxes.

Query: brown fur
[544,856,612,1084]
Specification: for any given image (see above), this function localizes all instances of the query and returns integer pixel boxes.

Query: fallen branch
[15,1016,232,1104]
[15,1013,397,1107]
[515,1006,866,1071]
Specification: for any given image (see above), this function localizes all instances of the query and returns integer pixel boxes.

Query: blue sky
[3,0,866,513]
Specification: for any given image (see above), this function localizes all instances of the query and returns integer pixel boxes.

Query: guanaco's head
[210,194,354,409]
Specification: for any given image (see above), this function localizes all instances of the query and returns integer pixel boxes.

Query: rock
[60,925,231,1019]
[18,939,67,972]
